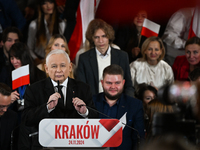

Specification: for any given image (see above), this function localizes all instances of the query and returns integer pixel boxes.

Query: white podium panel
[39,119,122,148]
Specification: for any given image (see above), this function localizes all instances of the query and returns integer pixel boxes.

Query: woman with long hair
[27,0,66,65]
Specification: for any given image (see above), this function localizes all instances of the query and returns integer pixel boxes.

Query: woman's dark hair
[135,83,157,102]
[9,42,34,69]
[185,36,200,48]
[9,42,45,84]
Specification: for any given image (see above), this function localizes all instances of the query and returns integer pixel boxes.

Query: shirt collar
[51,78,68,87]
[95,45,111,57]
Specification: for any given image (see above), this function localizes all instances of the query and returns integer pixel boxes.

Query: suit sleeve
[23,86,49,127]
[82,84,98,118]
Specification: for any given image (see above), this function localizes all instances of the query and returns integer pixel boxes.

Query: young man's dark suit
[77,47,135,97]
[93,93,145,150]
[0,109,18,150]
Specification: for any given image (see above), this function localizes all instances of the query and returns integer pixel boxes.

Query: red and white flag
[188,6,200,39]
[141,18,160,37]
[68,0,100,61]
[12,65,30,90]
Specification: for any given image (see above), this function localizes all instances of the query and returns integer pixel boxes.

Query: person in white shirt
[130,36,174,90]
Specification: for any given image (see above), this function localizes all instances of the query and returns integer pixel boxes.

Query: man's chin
[104,92,122,100]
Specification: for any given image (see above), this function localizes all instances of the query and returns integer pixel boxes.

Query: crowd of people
[0,0,200,150]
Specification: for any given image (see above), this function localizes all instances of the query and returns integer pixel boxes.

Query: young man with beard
[93,64,145,150]
[0,83,18,150]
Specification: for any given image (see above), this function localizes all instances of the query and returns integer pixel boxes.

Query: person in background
[8,42,46,123]
[162,7,194,66]
[126,10,148,63]
[135,83,157,136]
[113,9,147,63]
[77,19,134,97]
[130,36,174,90]
[27,0,66,65]
[0,27,23,86]
[173,36,200,81]
[0,83,18,150]
[93,64,145,150]
[135,83,157,105]
[145,99,174,139]
[43,34,74,78]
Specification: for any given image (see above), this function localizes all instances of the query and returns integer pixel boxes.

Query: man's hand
[11,91,20,103]
[72,97,87,114]
[47,93,61,110]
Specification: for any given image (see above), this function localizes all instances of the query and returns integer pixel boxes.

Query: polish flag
[188,6,200,39]
[12,65,30,90]
[68,0,100,61]
[141,18,160,37]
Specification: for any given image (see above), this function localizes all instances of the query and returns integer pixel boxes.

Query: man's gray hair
[46,49,70,65]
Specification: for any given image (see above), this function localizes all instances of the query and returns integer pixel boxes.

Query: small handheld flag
[141,18,160,38]
[12,64,30,90]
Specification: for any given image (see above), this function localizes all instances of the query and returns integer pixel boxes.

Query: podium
[39,119,123,149]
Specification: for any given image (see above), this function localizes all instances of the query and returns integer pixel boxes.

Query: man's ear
[0,41,4,48]
[101,79,104,86]
[122,79,125,86]
[44,64,48,74]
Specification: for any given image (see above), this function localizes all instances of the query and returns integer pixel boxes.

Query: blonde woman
[130,36,174,90]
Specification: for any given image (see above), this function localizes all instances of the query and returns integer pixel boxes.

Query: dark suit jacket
[76,47,135,97]
[0,109,18,150]
[22,77,98,149]
[93,93,145,150]
[23,77,98,127]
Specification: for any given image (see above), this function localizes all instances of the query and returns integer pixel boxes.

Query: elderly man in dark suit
[76,19,134,97]
[23,49,98,149]
[93,65,145,150]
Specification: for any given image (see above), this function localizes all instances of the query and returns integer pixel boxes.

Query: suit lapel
[44,78,55,102]
[111,48,120,65]
[66,78,76,110]
[89,49,99,84]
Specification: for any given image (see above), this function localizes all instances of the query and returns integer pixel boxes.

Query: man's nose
[56,66,61,71]
[2,107,7,112]
[99,37,103,42]
[13,58,17,63]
